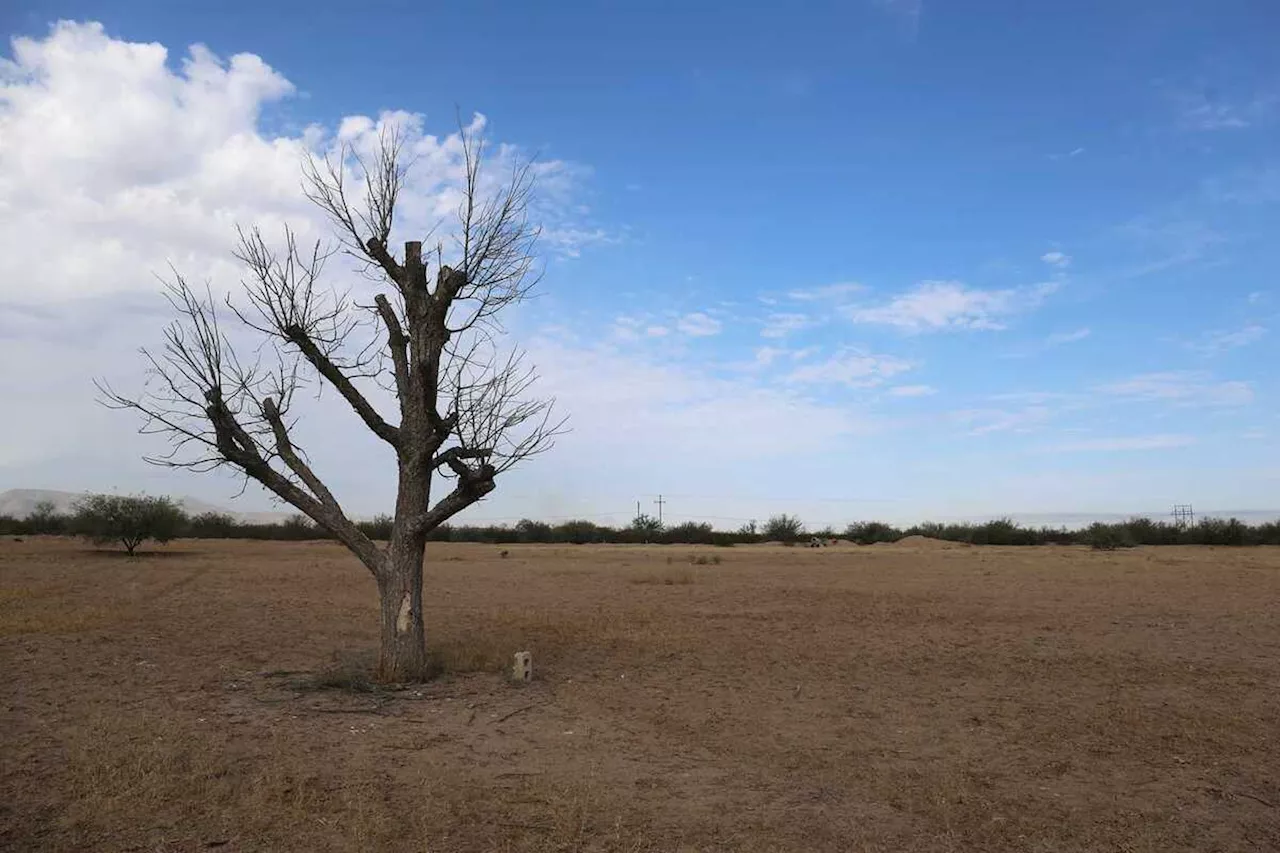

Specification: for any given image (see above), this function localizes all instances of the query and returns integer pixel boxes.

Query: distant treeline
[4,500,1280,549]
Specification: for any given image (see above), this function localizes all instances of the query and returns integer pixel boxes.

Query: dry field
[2,537,1279,852]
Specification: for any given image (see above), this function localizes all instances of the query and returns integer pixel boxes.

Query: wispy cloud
[845,280,1057,332]
[1049,434,1195,452]
[1040,251,1071,268]
[1114,217,1225,278]
[760,312,813,338]
[785,349,912,388]
[1045,327,1091,346]
[753,346,787,367]
[676,312,722,337]
[1187,324,1266,356]
[1172,88,1276,132]
[872,0,922,38]
[1049,147,1086,161]
[887,384,936,398]
[787,282,864,302]
[1202,165,1280,205]
[1097,371,1253,407]
[951,406,1052,436]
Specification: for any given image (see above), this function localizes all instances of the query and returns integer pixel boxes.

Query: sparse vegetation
[4,500,1278,548]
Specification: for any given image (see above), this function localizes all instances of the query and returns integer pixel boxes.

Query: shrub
[845,521,901,544]
[763,514,805,542]
[357,513,394,540]
[1188,517,1248,546]
[515,519,553,543]
[71,494,188,555]
[554,519,607,545]
[1084,523,1138,551]
[662,521,715,545]
[187,511,238,538]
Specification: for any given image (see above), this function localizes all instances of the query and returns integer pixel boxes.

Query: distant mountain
[0,488,290,524]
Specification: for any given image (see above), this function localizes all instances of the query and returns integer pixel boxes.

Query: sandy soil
[2,537,1278,852]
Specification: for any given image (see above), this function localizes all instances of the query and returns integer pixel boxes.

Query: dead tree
[101,124,564,681]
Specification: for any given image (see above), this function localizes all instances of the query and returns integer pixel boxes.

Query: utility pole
[655,494,665,526]
[635,501,641,524]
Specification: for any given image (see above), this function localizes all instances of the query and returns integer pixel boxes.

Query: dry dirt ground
[2,537,1279,852]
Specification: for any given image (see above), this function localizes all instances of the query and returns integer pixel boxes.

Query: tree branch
[374,294,410,402]
[283,324,400,448]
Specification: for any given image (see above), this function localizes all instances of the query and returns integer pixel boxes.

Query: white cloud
[1040,251,1071,267]
[676,312,722,337]
[1050,435,1195,452]
[1045,327,1091,346]
[785,349,912,388]
[0,21,617,513]
[786,282,863,302]
[612,316,642,340]
[0,21,596,308]
[760,312,811,338]
[887,384,936,397]
[754,346,786,367]
[845,280,1057,332]
[1188,324,1266,356]
[1097,371,1254,407]
[645,325,669,338]
[1247,291,1267,305]
[531,338,873,460]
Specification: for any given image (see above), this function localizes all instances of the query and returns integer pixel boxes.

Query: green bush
[1188,517,1248,546]
[515,519,553,543]
[762,514,805,542]
[845,521,901,544]
[187,511,238,538]
[1084,523,1138,551]
[71,494,188,555]
[661,521,714,545]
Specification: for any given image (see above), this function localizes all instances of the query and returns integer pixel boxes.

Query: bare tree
[101,123,565,681]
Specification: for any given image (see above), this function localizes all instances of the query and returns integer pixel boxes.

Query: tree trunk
[376,534,427,681]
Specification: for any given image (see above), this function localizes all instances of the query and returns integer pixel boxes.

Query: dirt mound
[890,535,970,549]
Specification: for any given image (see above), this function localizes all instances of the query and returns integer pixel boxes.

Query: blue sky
[1,1,1277,527]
